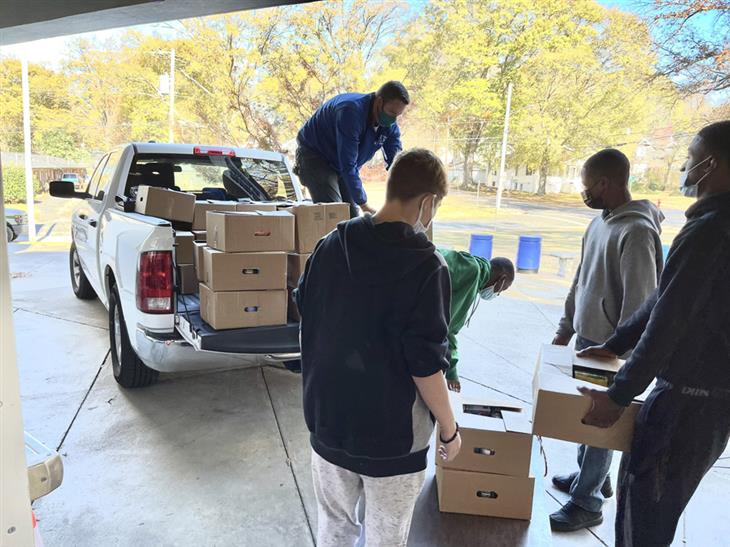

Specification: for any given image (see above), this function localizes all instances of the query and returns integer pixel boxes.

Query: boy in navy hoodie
[296,148,461,547]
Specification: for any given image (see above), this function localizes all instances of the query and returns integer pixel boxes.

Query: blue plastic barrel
[516,236,542,273]
[662,244,670,262]
[469,234,494,260]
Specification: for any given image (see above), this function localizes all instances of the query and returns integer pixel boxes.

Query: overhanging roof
[0,0,315,46]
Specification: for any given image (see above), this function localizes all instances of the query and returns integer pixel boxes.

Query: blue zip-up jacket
[297,92,402,206]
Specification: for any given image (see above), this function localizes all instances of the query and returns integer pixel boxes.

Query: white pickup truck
[50,142,304,388]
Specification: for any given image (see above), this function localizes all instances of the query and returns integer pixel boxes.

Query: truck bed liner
[176,294,300,354]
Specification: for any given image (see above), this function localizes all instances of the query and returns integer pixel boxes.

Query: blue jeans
[570,336,614,513]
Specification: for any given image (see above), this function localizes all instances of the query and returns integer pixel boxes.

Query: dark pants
[616,380,730,546]
[294,144,359,218]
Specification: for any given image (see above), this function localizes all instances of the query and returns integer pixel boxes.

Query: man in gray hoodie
[549,148,664,532]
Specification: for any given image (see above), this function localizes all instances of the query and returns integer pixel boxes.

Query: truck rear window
[125,153,296,201]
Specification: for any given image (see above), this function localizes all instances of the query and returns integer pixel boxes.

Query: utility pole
[168,48,175,143]
[21,59,36,241]
[495,82,513,211]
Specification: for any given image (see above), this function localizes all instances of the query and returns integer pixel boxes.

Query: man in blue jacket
[294,81,408,217]
[579,120,730,546]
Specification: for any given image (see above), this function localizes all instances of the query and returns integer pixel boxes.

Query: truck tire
[109,287,159,388]
[69,243,97,300]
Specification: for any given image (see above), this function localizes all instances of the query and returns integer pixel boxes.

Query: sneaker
[550,501,603,532]
[552,472,613,499]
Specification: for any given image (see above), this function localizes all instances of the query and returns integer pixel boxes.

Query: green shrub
[2,165,42,203]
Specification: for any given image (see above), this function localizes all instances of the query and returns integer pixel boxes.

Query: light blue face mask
[479,286,498,301]
[679,156,712,198]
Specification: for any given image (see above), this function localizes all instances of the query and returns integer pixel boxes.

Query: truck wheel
[109,287,159,388]
[69,243,97,300]
[6,223,15,242]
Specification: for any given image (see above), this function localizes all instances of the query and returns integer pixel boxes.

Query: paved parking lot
[9,230,729,546]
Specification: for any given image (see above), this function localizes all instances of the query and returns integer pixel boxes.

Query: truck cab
[52,143,305,388]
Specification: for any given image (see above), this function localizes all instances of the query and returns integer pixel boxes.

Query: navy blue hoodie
[296,215,451,477]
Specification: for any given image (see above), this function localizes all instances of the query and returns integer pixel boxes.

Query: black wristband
[439,422,459,444]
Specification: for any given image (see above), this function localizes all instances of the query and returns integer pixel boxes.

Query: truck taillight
[193,146,236,157]
[137,251,173,314]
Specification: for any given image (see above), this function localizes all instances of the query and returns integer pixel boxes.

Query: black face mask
[581,187,605,210]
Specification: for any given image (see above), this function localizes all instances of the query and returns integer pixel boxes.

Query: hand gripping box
[532,344,642,452]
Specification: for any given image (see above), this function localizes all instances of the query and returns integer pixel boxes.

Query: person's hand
[359,202,377,215]
[552,333,572,346]
[578,387,626,428]
[447,378,461,393]
[576,345,618,360]
[438,424,462,462]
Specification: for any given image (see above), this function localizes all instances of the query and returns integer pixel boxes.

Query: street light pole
[495,82,513,211]
[21,59,36,241]
[168,48,175,143]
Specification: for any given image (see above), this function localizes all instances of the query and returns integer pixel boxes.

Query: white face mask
[413,194,436,234]
[479,286,498,301]
[680,156,712,198]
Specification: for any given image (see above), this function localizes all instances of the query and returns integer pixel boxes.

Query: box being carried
[284,203,350,253]
[532,344,641,452]
[206,211,294,253]
[201,248,287,291]
[440,396,532,477]
[135,186,195,223]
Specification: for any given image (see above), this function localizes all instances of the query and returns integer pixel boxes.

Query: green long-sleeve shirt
[438,249,492,380]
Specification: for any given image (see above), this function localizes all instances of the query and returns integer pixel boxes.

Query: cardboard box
[135,186,195,223]
[532,345,641,452]
[287,253,310,288]
[206,211,295,253]
[202,248,286,291]
[236,202,278,213]
[287,203,350,253]
[177,264,198,295]
[440,396,532,477]
[194,242,207,281]
[192,200,237,230]
[436,464,534,520]
[192,230,207,242]
[199,284,287,330]
[174,231,195,265]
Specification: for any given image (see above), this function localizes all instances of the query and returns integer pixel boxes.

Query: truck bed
[176,294,300,355]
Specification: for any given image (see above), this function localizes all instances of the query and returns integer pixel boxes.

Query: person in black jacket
[579,120,730,547]
[296,148,461,547]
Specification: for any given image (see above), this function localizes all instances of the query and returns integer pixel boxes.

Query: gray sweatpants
[311,450,426,547]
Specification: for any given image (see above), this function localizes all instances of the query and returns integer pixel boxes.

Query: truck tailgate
[176,294,300,354]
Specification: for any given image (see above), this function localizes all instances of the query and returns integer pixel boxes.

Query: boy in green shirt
[438,250,515,392]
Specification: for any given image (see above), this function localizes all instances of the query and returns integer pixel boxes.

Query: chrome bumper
[134,328,299,373]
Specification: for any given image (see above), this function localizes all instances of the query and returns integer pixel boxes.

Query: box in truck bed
[206,211,295,253]
[201,248,287,291]
[135,186,195,223]
[199,284,287,330]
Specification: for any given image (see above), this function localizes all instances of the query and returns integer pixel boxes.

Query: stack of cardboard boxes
[436,396,535,520]
[279,203,350,321]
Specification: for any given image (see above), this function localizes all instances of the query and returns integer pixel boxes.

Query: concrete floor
[9,237,730,546]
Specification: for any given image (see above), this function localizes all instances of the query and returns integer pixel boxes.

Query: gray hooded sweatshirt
[557,200,665,348]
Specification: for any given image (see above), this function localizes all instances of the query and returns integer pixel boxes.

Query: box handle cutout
[242,268,260,275]
[476,490,498,499]
[254,230,272,237]
[474,447,496,456]
[244,306,260,313]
